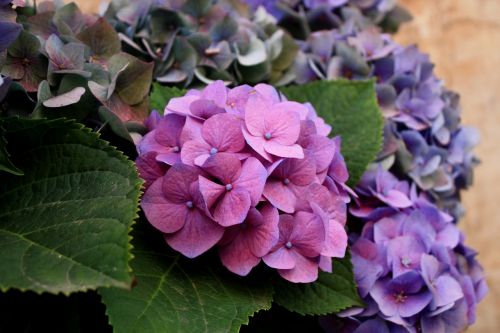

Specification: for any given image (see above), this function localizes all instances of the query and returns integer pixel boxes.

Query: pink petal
[141,179,186,233]
[226,84,252,115]
[264,141,304,159]
[263,180,297,213]
[201,80,228,107]
[254,83,280,102]
[265,105,301,145]
[135,152,168,189]
[287,158,316,186]
[179,117,203,144]
[161,164,199,202]
[202,153,242,183]
[213,188,251,227]
[263,247,296,269]
[138,131,171,155]
[165,210,224,258]
[165,95,199,117]
[321,220,347,258]
[291,211,325,257]
[274,101,309,120]
[202,113,245,152]
[156,152,181,165]
[303,135,336,173]
[181,139,211,166]
[198,176,225,209]
[235,157,267,205]
[246,205,279,257]
[190,99,225,119]
[244,94,271,136]
[219,234,260,276]
[155,114,185,147]
[242,126,273,162]
[319,256,332,273]
[278,252,319,283]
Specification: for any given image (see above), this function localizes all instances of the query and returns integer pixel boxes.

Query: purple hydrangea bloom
[247,0,477,221]
[137,81,350,282]
[332,180,487,332]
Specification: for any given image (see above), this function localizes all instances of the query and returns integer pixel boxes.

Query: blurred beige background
[73,0,500,331]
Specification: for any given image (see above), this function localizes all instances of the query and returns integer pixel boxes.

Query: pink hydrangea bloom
[137,81,351,282]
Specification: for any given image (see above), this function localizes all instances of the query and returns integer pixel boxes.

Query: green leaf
[149,83,185,112]
[0,124,23,176]
[272,253,363,315]
[0,118,142,294]
[281,80,383,187]
[100,221,273,333]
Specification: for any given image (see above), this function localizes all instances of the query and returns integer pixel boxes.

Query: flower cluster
[0,1,154,123]
[137,81,349,283]
[104,0,298,87]
[245,0,411,35]
[244,0,478,220]
[329,167,487,332]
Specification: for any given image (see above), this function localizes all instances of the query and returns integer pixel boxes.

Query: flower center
[172,146,180,153]
[285,241,293,249]
[210,147,218,155]
[225,184,233,191]
[264,132,272,140]
[394,291,407,304]
[21,58,31,66]
[401,257,412,267]
[186,201,194,209]
[283,178,290,185]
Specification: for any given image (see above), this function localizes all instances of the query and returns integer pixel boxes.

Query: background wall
[72,1,500,331]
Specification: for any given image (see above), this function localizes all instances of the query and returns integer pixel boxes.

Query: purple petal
[235,157,267,206]
[202,113,245,152]
[245,205,279,257]
[320,219,347,258]
[165,209,224,258]
[278,252,319,283]
[181,139,211,166]
[198,176,225,209]
[291,211,325,257]
[141,178,186,233]
[264,141,304,159]
[202,153,242,183]
[213,188,251,226]
[263,247,296,270]
[219,233,260,276]
[263,180,297,214]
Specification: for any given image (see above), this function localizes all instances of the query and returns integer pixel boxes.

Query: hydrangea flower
[326,168,487,332]
[104,0,299,86]
[246,0,478,221]
[137,81,349,282]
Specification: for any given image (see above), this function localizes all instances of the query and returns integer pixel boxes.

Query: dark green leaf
[0,123,23,175]
[100,221,274,333]
[0,118,142,294]
[281,80,383,187]
[272,253,363,315]
[149,83,185,111]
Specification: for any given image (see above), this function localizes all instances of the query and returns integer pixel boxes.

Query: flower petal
[264,141,304,159]
[165,209,224,258]
[235,157,267,205]
[278,252,319,283]
[213,188,251,227]
[141,178,186,233]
